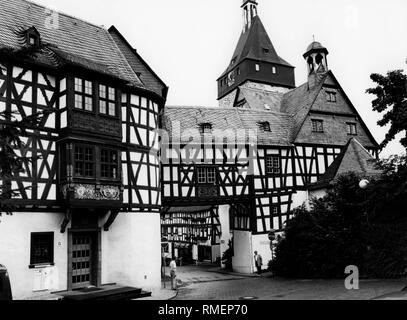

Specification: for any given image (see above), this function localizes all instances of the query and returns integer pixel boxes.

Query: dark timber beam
[60,209,71,233]
[104,210,120,231]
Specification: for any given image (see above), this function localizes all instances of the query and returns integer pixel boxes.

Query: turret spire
[242,0,258,32]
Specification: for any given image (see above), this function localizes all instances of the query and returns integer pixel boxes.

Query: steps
[58,285,151,301]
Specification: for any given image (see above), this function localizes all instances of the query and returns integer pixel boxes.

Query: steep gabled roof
[309,138,381,190]
[239,86,285,112]
[281,74,328,141]
[0,0,145,89]
[281,71,379,146]
[220,15,293,78]
[163,106,293,146]
[108,26,168,98]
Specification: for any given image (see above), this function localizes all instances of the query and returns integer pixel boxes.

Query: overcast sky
[33,0,407,157]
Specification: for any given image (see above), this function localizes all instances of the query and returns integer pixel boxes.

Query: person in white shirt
[169,259,177,290]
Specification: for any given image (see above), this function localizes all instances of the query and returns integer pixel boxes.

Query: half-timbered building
[161,0,379,273]
[0,0,167,299]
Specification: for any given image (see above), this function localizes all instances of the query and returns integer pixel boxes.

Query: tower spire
[242,0,258,32]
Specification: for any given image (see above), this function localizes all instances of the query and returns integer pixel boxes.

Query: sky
[32,0,407,158]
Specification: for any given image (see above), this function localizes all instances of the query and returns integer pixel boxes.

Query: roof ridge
[22,0,107,30]
[106,30,144,87]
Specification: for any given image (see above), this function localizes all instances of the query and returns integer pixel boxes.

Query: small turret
[303,41,329,89]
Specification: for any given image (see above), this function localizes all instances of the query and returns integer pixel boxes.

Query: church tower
[217,0,296,104]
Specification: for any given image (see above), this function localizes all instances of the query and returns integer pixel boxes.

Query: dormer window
[231,57,237,65]
[25,27,41,47]
[258,121,271,132]
[201,123,213,134]
[263,48,270,54]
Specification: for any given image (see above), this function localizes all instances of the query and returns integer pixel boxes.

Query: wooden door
[71,234,93,289]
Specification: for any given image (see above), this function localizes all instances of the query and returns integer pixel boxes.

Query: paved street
[171,265,407,300]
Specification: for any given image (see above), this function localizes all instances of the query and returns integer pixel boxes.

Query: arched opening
[315,53,324,66]
[307,56,314,73]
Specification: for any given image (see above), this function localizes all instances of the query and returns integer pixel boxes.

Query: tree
[271,161,407,279]
[0,111,46,218]
[366,70,407,150]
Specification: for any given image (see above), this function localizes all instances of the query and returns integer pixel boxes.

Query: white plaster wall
[102,212,161,292]
[232,230,253,274]
[218,205,231,268]
[211,245,220,263]
[251,234,273,272]
[0,212,68,300]
[291,190,309,210]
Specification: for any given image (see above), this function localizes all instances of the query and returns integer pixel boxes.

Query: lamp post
[359,179,370,225]
[268,230,276,260]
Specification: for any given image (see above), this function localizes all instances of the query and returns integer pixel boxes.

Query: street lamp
[359,179,370,225]
[359,179,370,189]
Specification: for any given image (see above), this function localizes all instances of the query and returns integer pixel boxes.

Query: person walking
[169,258,177,290]
[254,251,263,275]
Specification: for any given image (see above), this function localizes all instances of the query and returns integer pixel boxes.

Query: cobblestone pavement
[172,266,407,300]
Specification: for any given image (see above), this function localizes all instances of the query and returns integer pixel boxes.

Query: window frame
[326,91,337,103]
[265,155,281,176]
[74,144,95,178]
[74,77,94,112]
[200,123,213,134]
[196,166,217,185]
[311,119,324,133]
[98,84,117,117]
[258,121,271,132]
[30,232,54,267]
[346,122,358,135]
[100,148,119,180]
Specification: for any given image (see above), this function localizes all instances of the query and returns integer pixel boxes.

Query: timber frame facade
[160,0,380,249]
[0,0,168,299]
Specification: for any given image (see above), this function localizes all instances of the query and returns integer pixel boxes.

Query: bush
[271,161,407,279]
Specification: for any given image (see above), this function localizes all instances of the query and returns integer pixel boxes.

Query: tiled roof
[281,74,328,140]
[163,106,293,146]
[109,26,167,97]
[0,0,144,89]
[220,15,293,78]
[310,138,381,189]
[240,86,284,113]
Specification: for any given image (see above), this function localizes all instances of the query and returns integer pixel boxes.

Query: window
[272,206,279,215]
[266,155,281,175]
[347,122,358,135]
[255,64,260,72]
[311,119,324,133]
[326,91,337,102]
[237,67,241,75]
[29,34,39,46]
[99,85,116,116]
[258,121,271,132]
[272,66,277,74]
[200,123,213,134]
[197,167,217,184]
[30,232,54,266]
[101,149,119,179]
[74,78,93,111]
[263,48,270,54]
[74,146,94,177]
